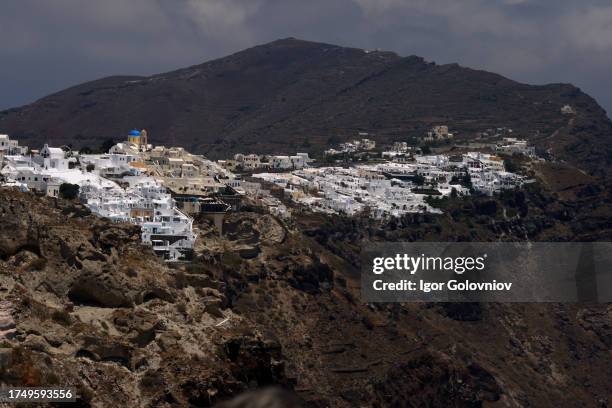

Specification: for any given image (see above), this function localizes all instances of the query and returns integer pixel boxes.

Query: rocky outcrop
[286,259,333,294]
[67,268,136,307]
[370,351,502,406]
[0,300,15,339]
[0,190,292,406]
[577,306,612,347]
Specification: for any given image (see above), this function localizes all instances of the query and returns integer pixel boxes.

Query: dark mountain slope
[1,38,610,176]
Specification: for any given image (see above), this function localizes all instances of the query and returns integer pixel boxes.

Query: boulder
[0,301,16,339]
[68,269,134,307]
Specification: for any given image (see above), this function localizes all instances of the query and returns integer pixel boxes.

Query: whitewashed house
[39,144,69,170]
[495,138,536,157]
[271,156,292,169]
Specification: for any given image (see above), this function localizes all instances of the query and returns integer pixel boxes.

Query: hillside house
[495,138,536,157]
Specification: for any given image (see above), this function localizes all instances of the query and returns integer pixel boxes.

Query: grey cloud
[0,0,610,117]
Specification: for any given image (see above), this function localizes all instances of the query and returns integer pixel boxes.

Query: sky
[1,0,611,116]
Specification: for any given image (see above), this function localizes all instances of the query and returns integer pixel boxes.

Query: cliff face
[0,189,611,407]
[1,38,611,176]
[0,190,291,406]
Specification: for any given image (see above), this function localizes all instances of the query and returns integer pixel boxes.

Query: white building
[45,178,62,198]
[463,152,524,195]
[0,135,27,161]
[234,153,262,170]
[422,125,454,142]
[325,138,375,156]
[561,105,576,115]
[267,153,312,170]
[38,144,69,170]
[109,142,140,156]
[270,156,292,169]
[495,138,536,157]
[392,142,408,152]
[80,153,141,177]
[355,138,376,150]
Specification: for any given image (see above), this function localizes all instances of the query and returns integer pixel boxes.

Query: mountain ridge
[1,37,610,176]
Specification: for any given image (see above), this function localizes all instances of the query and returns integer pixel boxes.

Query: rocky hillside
[1,38,611,176]
[1,189,611,407]
[0,190,291,406]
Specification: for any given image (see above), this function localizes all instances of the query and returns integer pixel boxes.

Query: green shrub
[59,183,79,200]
